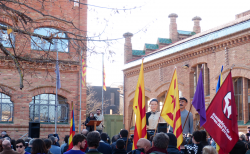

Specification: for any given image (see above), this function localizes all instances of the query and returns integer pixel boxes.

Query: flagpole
[101,53,104,116]
[79,54,83,133]
[55,50,59,134]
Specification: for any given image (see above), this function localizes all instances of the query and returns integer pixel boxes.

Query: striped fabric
[82,58,86,87]
[161,69,183,149]
[68,103,75,150]
[132,60,147,150]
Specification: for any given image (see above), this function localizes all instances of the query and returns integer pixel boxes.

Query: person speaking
[146,98,165,130]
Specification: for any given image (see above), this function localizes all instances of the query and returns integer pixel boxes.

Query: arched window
[29,94,68,123]
[0,93,13,122]
[0,23,15,48]
[31,28,68,52]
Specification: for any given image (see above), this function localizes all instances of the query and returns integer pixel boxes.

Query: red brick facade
[0,0,87,141]
[123,12,250,134]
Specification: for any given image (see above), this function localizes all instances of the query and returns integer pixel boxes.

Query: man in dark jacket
[85,113,97,132]
[0,140,18,154]
[111,129,133,153]
[167,133,183,154]
[113,139,127,154]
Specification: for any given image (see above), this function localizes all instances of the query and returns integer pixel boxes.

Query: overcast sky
[86,0,249,87]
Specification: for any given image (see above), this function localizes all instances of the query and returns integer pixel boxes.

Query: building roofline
[123,14,250,70]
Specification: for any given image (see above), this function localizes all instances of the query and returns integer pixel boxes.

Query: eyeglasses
[16,145,23,148]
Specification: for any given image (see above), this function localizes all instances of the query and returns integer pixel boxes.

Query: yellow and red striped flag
[82,58,86,87]
[67,102,75,150]
[161,69,183,149]
[132,59,147,150]
[103,65,106,91]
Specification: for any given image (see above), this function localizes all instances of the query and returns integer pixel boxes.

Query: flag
[215,65,224,154]
[82,58,86,87]
[55,61,61,89]
[192,67,206,127]
[203,71,238,153]
[68,102,75,150]
[132,60,147,150]
[103,65,106,91]
[161,69,183,149]
[216,65,223,92]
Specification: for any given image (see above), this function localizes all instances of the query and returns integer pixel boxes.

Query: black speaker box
[29,122,40,138]
[157,123,167,133]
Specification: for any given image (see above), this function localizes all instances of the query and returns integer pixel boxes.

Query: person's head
[16,139,26,154]
[96,109,101,115]
[64,135,70,144]
[54,137,58,142]
[1,131,7,137]
[101,133,108,142]
[239,132,246,141]
[49,136,56,145]
[24,138,31,148]
[81,129,89,136]
[43,139,52,150]
[28,139,34,147]
[152,133,169,149]
[11,139,16,151]
[116,139,125,149]
[2,140,11,149]
[179,97,188,110]
[202,145,218,154]
[120,129,128,138]
[167,133,177,147]
[87,131,100,148]
[89,112,94,118]
[200,130,207,142]
[0,139,3,152]
[149,98,158,112]
[31,139,48,154]
[112,135,119,143]
[136,138,151,153]
[192,131,202,144]
[72,134,86,149]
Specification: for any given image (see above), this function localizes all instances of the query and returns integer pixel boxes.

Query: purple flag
[192,68,206,126]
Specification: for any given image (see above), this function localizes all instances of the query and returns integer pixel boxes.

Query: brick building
[123,10,250,133]
[0,0,87,141]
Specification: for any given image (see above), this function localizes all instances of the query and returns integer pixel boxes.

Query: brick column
[123,32,133,64]
[189,68,195,98]
[168,13,178,42]
[192,16,202,34]
[243,78,248,124]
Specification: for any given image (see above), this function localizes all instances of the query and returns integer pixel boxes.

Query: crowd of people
[0,128,250,154]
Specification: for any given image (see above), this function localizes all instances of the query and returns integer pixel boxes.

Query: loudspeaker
[29,122,40,138]
[157,123,167,133]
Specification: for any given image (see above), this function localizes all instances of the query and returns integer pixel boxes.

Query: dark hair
[11,139,16,151]
[43,139,52,149]
[149,98,158,104]
[116,139,125,149]
[179,97,188,103]
[31,139,48,154]
[16,139,25,147]
[192,131,202,143]
[64,135,70,144]
[120,129,128,138]
[101,133,108,141]
[87,131,100,148]
[96,109,101,111]
[72,134,86,146]
[153,132,169,149]
[89,112,94,116]
[49,136,56,145]
[24,139,31,148]
[112,135,119,143]
[200,130,207,142]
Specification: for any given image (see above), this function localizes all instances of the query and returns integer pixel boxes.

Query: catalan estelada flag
[68,102,75,150]
[82,58,86,87]
[103,65,106,91]
[161,69,183,149]
[132,59,147,150]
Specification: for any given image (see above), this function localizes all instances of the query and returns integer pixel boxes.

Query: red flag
[203,72,238,153]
